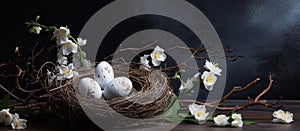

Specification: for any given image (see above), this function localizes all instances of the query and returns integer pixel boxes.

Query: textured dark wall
[0,0,299,99]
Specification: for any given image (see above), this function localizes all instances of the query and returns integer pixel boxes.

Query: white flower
[77,38,87,46]
[188,104,209,123]
[57,63,75,80]
[179,73,201,92]
[33,26,42,34]
[0,109,13,126]
[150,46,167,66]
[140,54,151,71]
[61,40,78,55]
[57,56,68,65]
[231,120,243,127]
[190,73,201,81]
[232,113,242,121]
[11,113,27,130]
[214,114,229,126]
[204,60,222,76]
[46,69,56,86]
[231,113,243,127]
[179,79,193,91]
[272,110,294,124]
[201,71,217,91]
[53,27,70,45]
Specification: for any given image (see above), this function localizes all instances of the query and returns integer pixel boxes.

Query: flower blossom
[201,71,217,91]
[140,54,151,71]
[231,113,243,127]
[0,109,13,126]
[46,69,56,86]
[57,63,75,80]
[214,114,229,126]
[204,60,222,76]
[272,110,293,124]
[188,103,209,123]
[150,46,167,66]
[77,38,87,46]
[61,40,78,55]
[53,27,70,45]
[32,26,42,34]
[57,56,68,65]
[11,113,27,130]
[179,73,201,92]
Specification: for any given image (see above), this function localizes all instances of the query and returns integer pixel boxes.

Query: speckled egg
[94,61,114,89]
[103,77,132,99]
[78,77,102,99]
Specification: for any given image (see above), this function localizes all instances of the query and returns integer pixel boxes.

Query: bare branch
[254,75,273,102]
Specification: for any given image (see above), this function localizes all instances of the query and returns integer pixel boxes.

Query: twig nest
[103,77,133,99]
[56,61,172,119]
[78,77,102,99]
[94,61,114,89]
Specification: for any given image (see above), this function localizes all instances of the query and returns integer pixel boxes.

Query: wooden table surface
[172,100,300,131]
[0,100,299,131]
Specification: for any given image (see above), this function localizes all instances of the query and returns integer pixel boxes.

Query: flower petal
[204,84,214,91]
[151,59,161,66]
[64,73,74,79]
[157,53,167,62]
[77,38,87,46]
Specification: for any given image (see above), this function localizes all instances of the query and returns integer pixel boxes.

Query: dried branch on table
[179,75,282,111]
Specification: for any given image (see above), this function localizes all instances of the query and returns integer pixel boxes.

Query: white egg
[103,77,133,99]
[94,61,114,89]
[78,77,102,99]
[102,80,118,99]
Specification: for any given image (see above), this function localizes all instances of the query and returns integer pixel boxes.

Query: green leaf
[228,109,236,122]
[0,94,10,109]
[178,113,193,118]
[243,120,257,125]
[51,36,56,41]
[166,117,182,123]
[206,115,214,121]
[164,99,180,117]
[166,117,199,124]
[162,94,180,118]
[228,109,235,116]
[29,28,34,33]
[25,22,32,27]
[181,118,199,124]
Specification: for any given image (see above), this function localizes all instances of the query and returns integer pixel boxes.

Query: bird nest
[48,61,172,120]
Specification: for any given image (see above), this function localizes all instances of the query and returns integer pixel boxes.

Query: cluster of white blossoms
[201,60,222,91]
[272,110,294,124]
[27,17,90,82]
[178,60,222,93]
[44,26,91,85]
[0,109,27,130]
[213,113,243,127]
[139,46,167,70]
[231,113,244,127]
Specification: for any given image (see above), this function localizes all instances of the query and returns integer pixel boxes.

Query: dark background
[0,0,299,99]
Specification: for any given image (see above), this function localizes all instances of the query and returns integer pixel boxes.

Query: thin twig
[217,78,261,104]
[254,75,273,102]
[179,75,279,111]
